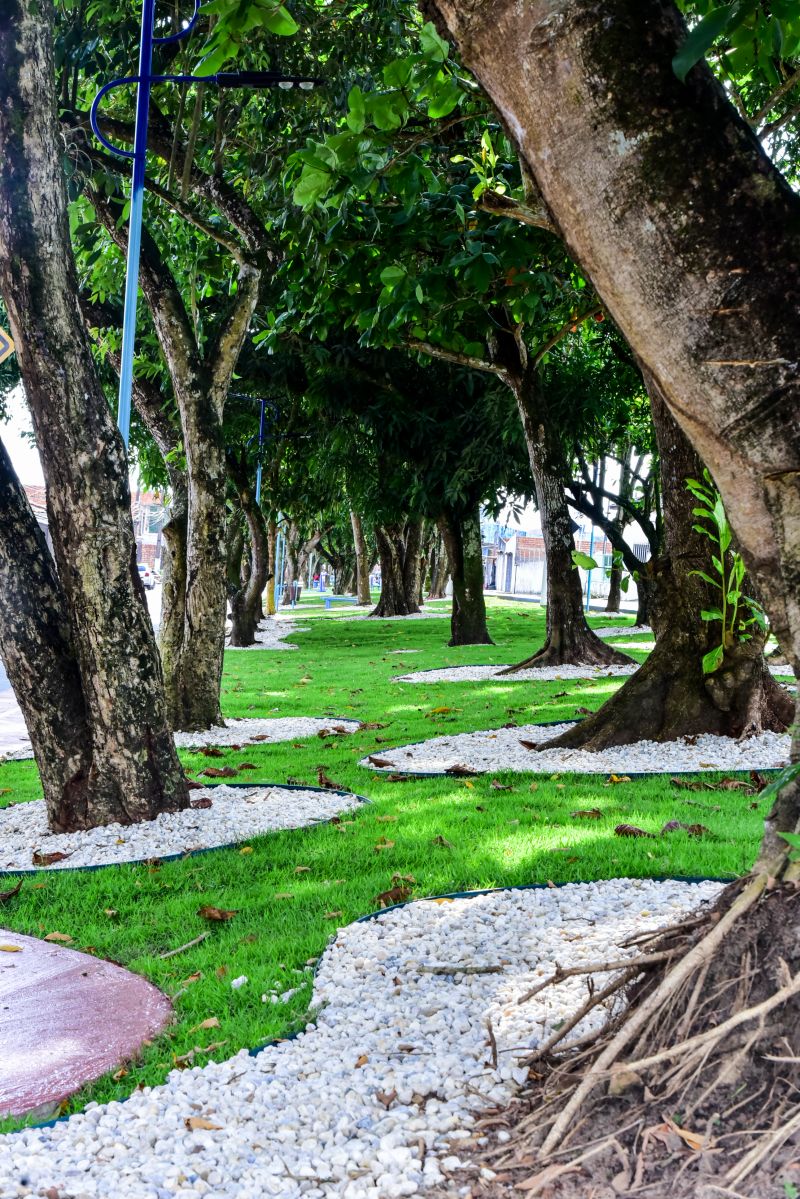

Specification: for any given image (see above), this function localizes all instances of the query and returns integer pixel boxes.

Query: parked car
[137,563,156,590]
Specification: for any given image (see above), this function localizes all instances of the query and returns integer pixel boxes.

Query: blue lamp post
[90,2,322,447]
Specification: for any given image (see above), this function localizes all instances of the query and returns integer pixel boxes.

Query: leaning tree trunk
[372,522,422,617]
[501,373,633,671]
[0,0,188,831]
[439,506,493,646]
[605,560,622,612]
[541,390,792,750]
[226,453,270,646]
[350,509,372,604]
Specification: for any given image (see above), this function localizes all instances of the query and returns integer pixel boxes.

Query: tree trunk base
[498,629,634,673]
[470,877,800,1199]
[536,636,792,749]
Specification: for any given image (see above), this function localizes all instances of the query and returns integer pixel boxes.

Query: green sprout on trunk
[685,472,767,674]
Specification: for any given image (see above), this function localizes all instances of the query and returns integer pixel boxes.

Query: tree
[0,0,187,832]
[427,0,800,1187]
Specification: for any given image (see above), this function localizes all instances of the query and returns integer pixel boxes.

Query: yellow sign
[0,328,14,365]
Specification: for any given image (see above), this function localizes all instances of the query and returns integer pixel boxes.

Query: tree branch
[477,188,556,233]
[408,338,509,379]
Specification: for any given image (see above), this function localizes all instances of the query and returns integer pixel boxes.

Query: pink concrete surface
[0,928,172,1116]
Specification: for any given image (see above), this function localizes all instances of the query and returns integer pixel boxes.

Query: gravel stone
[359,721,789,776]
[0,879,723,1197]
[593,625,651,638]
[226,618,311,651]
[0,785,365,873]
[392,664,639,685]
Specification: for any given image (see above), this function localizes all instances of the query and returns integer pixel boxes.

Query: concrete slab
[0,928,171,1117]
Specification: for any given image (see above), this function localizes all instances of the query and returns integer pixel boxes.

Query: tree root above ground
[498,631,635,674]
[455,875,800,1199]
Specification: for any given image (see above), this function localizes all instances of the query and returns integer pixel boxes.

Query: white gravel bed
[610,639,656,650]
[594,624,651,638]
[330,609,448,624]
[226,618,311,651]
[0,784,364,873]
[0,878,722,1197]
[392,663,640,685]
[359,721,790,776]
[1,716,361,764]
[173,717,361,749]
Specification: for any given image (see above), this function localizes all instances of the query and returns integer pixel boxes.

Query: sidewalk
[0,690,31,758]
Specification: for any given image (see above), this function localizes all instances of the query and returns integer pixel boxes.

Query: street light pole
[90,2,322,448]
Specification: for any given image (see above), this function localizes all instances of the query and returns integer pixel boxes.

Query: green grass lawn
[0,599,764,1131]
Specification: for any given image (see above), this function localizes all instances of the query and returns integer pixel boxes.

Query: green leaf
[689,569,721,587]
[261,5,299,36]
[673,6,738,82]
[761,761,800,809]
[620,576,630,593]
[700,607,725,622]
[427,79,461,120]
[380,264,406,288]
[702,644,725,674]
[572,551,599,571]
[420,21,450,63]
[293,167,331,209]
[346,85,366,133]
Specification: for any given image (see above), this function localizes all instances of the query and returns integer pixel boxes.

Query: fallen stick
[159,931,210,959]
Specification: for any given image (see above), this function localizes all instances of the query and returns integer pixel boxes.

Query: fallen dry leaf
[237,763,258,771]
[0,944,22,953]
[571,808,603,820]
[199,746,225,758]
[375,885,412,908]
[614,824,656,839]
[375,1089,397,1109]
[239,846,253,855]
[198,766,238,779]
[184,1116,223,1131]
[189,797,213,810]
[294,865,311,874]
[519,740,539,751]
[317,767,343,790]
[0,880,22,903]
[432,835,454,848]
[490,780,513,791]
[32,850,71,866]
[661,820,712,838]
[274,893,294,900]
[607,773,632,784]
[367,756,395,768]
[189,1017,221,1033]
[444,763,479,777]
[43,931,73,943]
[197,905,238,922]
[375,814,398,823]
[354,1054,369,1068]
[324,910,343,920]
[374,837,395,852]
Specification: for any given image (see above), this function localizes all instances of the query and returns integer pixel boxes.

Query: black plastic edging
[0,782,371,879]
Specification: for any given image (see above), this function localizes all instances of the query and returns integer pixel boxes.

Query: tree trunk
[227,455,270,646]
[542,390,792,750]
[439,507,493,646]
[265,520,278,615]
[427,533,450,599]
[403,517,424,610]
[605,561,622,612]
[0,0,187,830]
[372,522,422,617]
[159,473,189,724]
[635,570,652,627]
[351,509,372,604]
[502,374,633,670]
[429,0,800,679]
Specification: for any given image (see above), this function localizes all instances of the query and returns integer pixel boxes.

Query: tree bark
[438,506,493,646]
[159,473,189,723]
[0,0,187,829]
[502,373,633,670]
[605,562,622,613]
[542,390,792,750]
[350,509,372,604]
[227,457,270,647]
[427,533,450,599]
[372,522,423,617]
[265,520,278,615]
[429,0,800,677]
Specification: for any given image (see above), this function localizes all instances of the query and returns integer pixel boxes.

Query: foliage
[686,472,767,673]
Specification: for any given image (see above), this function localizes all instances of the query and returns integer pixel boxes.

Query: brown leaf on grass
[614,824,656,839]
[571,809,603,820]
[368,756,395,768]
[574,706,593,716]
[325,910,343,920]
[274,892,294,900]
[44,931,73,943]
[189,1017,221,1033]
[184,778,204,791]
[490,780,513,791]
[432,835,454,848]
[294,865,311,874]
[750,770,769,792]
[386,773,414,783]
[392,872,415,884]
[607,773,633,784]
[316,767,343,790]
[184,1116,223,1131]
[375,885,412,908]
[0,880,22,903]
[359,721,388,731]
[670,777,706,792]
[237,763,258,771]
[374,837,395,852]
[104,908,118,918]
[375,814,398,823]
[661,821,712,838]
[199,765,238,779]
[197,905,238,922]
[444,763,479,777]
[426,706,452,716]
[190,798,213,810]
[32,850,71,866]
[475,805,487,812]
[199,746,225,758]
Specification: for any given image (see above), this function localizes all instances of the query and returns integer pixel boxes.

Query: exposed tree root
[459,873,800,1199]
[497,630,634,673]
